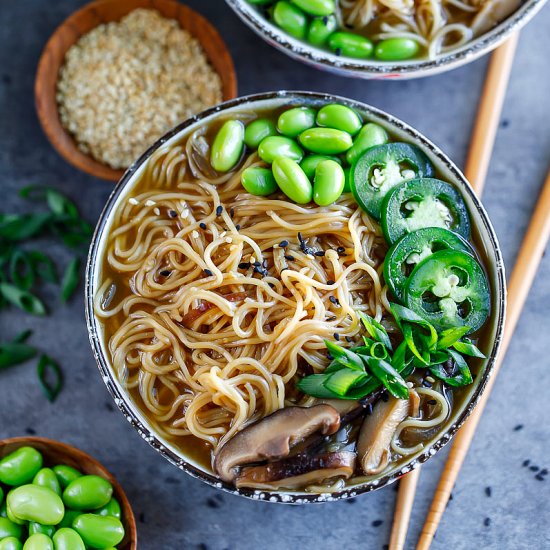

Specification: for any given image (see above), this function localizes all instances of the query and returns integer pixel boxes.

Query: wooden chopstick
[388,34,519,550]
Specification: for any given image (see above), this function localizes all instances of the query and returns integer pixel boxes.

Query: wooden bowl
[35,0,238,181]
[0,437,137,549]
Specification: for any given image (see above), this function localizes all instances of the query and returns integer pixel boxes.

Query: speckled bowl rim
[85,91,506,504]
[225,0,547,78]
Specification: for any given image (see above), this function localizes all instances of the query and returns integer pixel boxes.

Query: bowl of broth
[225,0,547,79]
[86,91,506,502]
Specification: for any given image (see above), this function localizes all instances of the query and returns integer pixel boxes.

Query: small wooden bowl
[0,437,137,549]
[35,0,238,181]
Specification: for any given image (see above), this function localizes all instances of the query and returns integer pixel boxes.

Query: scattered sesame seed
[145,199,156,206]
[535,473,546,481]
[485,486,492,497]
[326,280,335,285]
[483,518,491,527]
[153,207,160,215]
[529,465,540,472]
[427,399,437,405]
[199,222,207,230]
[268,283,275,289]
[204,269,213,276]
[329,296,340,306]
[335,48,342,56]
[381,393,389,402]
[372,520,383,527]
[238,262,250,269]
[334,333,340,341]
[216,205,223,216]
[514,424,524,431]
[279,240,289,248]
[253,261,261,267]
[426,376,435,383]
[284,255,295,261]
[322,16,329,25]
[540,468,548,476]
[345,336,353,343]
[168,209,178,218]
[129,197,139,205]
[314,250,325,257]
[327,316,337,321]
[366,403,373,415]
[230,208,235,218]
[307,254,315,260]
[235,224,241,231]
[160,270,171,277]
[523,459,530,467]
[422,379,433,388]
[191,230,199,239]
[180,209,189,218]
[337,246,346,254]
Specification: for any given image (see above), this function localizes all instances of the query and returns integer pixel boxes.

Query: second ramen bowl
[86,91,506,503]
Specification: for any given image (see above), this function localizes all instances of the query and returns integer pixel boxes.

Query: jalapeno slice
[381,178,470,244]
[351,143,434,219]
[404,249,490,334]
[384,227,473,302]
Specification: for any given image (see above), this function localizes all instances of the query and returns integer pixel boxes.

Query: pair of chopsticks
[390,33,550,549]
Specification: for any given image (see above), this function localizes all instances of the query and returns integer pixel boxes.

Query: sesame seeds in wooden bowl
[35,0,237,181]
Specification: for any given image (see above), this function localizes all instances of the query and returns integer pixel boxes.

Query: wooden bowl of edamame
[0,437,137,549]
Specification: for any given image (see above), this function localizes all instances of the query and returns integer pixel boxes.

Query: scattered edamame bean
[291,0,335,17]
[56,510,81,530]
[210,120,245,172]
[244,119,277,149]
[374,38,420,61]
[0,448,43,486]
[96,497,122,519]
[52,529,85,550]
[307,15,337,46]
[63,475,113,511]
[241,167,278,196]
[316,104,362,135]
[7,485,64,525]
[22,534,53,550]
[328,32,373,58]
[72,514,125,549]
[0,517,23,540]
[33,469,60,496]
[258,136,303,163]
[299,127,353,154]
[52,466,81,490]
[0,537,22,550]
[345,123,389,165]
[277,107,316,137]
[27,524,55,538]
[273,1,309,40]
[300,154,341,180]
[272,157,313,204]
[313,160,345,206]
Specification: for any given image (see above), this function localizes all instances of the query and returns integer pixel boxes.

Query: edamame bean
[33,469,60,496]
[374,38,420,61]
[277,107,316,137]
[0,537,22,550]
[7,485,64,526]
[52,528,86,550]
[97,497,121,519]
[299,127,352,154]
[22,534,53,550]
[72,514,125,548]
[0,517,22,540]
[56,510,80,530]
[313,160,345,206]
[307,15,337,46]
[244,119,277,149]
[343,166,352,193]
[52,466,81,490]
[300,154,341,180]
[273,1,308,40]
[0,448,43,486]
[328,32,373,59]
[291,0,335,16]
[5,506,24,526]
[247,0,274,4]
[316,104,362,135]
[63,475,112,511]
[241,167,278,196]
[258,136,303,163]
[210,120,244,172]
[28,524,55,538]
[272,157,312,204]
[345,123,389,165]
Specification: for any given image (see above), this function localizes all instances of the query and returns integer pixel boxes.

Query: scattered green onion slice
[0,282,46,316]
[37,354,63,402]
[61,258,80,303]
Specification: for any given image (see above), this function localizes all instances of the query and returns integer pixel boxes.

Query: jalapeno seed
[21,534,53,550]
[0,537,22,550]
[52,529,86,550]
[72,514,125,549]
[328,32,373,58]
[0,447,43,486]
[346,123,389,165]
[62,475,113,510]
[52,466,81,490]
[273,1,309,39]
[7,485,64,525]
[313,160,345,206]
[316,104,362,135]
[277,107,316,137]
[299,127,353,154]
[272,157,313,204]
[32,469,61,496]
[210,120,244,173]
[258,136,303,163]
[307,15,337,46]
[0,517,23,540]
[375,38,420,61]
[300,154,341,180]
[244,119,277,149]
[241,167,278,196]
[96,497,122,519]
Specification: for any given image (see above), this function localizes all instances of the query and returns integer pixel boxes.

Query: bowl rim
[85,90,506,504]
[224,0,547,78]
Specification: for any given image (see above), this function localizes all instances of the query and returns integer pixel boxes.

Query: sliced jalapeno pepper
[384,227,473,302]
[404,249,490,334]
[350,143,434,219]
[381,178,471,244]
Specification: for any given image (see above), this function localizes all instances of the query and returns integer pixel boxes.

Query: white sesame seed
[128,198,139,205]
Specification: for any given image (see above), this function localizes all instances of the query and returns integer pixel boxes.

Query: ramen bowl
[225,0,546,79]
[86,91,506,503]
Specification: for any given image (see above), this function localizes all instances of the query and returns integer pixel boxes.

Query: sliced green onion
[370,341,389,360]
[37,355,63,402]
[13,329,33,343]
[429,349,472,387]
[452,340,485,358]
[28,251,58,283]
[437,326,471,349]
[364,356,409,400]
[325,340,365,371]
[358,311,392,351]
[20,185,79,219]
[9,250,35,290]
[296,374,343,399]
[60,258,80,303]
[0,213,52,241]
[324,369,366,396]
[0,282,46,316]
[0,341,36,369]
[403,324,429,365]
[390,303,438,349]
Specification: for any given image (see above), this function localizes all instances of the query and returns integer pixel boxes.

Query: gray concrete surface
[1,1,549,548]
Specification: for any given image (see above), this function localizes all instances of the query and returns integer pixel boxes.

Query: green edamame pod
[375,38,420,61]
[277,107,316,137]
[210,120,245,172]
[258,136,303,163]
[346,122,389,165]
[97,497,122,519]
[273,1,309,39]
[299,127,353,154]
[0,517,22,540]
[244,119,277,149]
[52,466,81,490]
[241,167,278,196]
[7,485,64,525]
[328,32,373,58]
[300,154,341,180]
[57,509,81,530]
[72,514,125,548]
[22,534,53,550]
[33,469,61,496]
[0,537,22,550]
[291,0,335,16]
[0,447,43,486]
[52,528,86,550]
[272,157,313,204]
[63,475,113,510]
[307,15,337,46]
[313,160,345,206]
[28,523,55,537]
[316,104,362,135]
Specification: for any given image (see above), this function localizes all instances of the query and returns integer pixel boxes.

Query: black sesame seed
[329,296,340,306]
[529,465,540,472]
[540,468,548,476]
[253,266,263,274]
[381,393,389,402]
[483,518,491,527]
[25,427,36,435]
[279,240,289,248]
[139,512,146,523]
[334,333,340,341]
[230,208,235,218]
[327,316,337,321]
[285,255,295,261]
[449,493,453,501]
[427,399,437,405]
[168,209,178,218]
[322,16,329,25]
[345,336,353,343]
[238,262,250,269]
[160,270,171,277]
[365,403,373,415]
[372,520,383,527]
[523,459,530,467]
[335,48,342,56]
[216,205,223,216]
[235,224,241,231]
[206,497,220,509]
[298,232,304,242]
[327,353,333,360]
[199,222,207,230]
[314,250,325,257]
[485,486,492,497]
[105,402,114,412]
[337,246,346,254]
[268,283,275,289]
[535,473,546,481]
[204,269,213,276]
[514,424,524,431]
[326,280,335,285]
[422,380,433,388]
